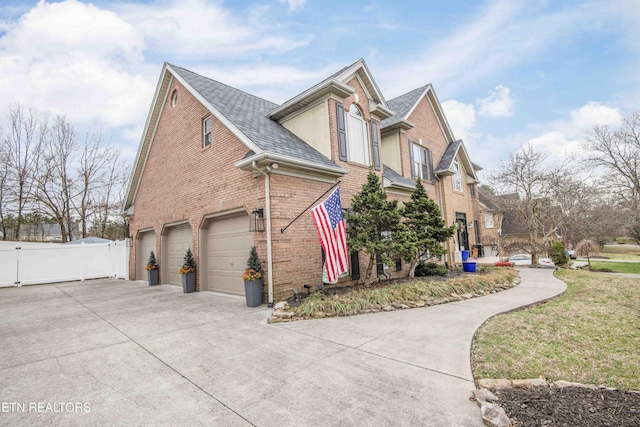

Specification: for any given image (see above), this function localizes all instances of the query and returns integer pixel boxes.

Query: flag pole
[280,181,341,233]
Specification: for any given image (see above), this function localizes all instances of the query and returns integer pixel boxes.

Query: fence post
[15,244,22,287]
[81,242,86,281]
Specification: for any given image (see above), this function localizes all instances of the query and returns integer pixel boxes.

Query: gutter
[252,160,274,307]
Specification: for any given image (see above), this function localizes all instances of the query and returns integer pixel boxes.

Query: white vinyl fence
[0,240,129,288]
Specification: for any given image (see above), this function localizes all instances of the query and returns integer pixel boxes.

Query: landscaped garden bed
[268,267,519,322]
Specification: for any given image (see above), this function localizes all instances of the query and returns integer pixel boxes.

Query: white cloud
[117,0,311,58]
[0,0,153,128]
[529,102,621,158]
[379,0,636,98]
[441,99,478,145]
[279,0,307,12]
[478,85,514,117]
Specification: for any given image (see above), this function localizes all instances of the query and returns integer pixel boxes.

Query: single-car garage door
[136,230,157,281]
[204,214,253,295]
[164,224,192,286]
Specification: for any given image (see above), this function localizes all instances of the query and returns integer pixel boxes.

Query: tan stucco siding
[381,133,401,172]
[282,100,332,159]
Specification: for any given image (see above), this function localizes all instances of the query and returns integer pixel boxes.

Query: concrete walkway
[0,268,565,426]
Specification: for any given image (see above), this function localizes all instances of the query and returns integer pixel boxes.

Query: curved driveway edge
[275,267,567,426]
[0,268,566,426]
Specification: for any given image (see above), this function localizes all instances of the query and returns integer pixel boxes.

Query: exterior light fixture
[250,208,265,232]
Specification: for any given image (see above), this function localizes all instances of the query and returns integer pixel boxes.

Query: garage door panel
[206,214,253,296]
[136,231,157,281]
[165,225,192,286]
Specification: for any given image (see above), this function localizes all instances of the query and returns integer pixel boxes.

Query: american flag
[311,188,348,283]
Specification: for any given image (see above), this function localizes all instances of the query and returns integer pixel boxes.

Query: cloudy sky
[1,0,638,175]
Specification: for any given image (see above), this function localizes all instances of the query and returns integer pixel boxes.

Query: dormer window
[346,104,370,166]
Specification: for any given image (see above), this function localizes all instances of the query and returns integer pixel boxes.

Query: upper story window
[484,213,494,229]
[410,142,429,180]
[171,89,178,107]
[203,116,212,147]
[470,184,476,197]
[453,161,463,192]
[346,104,370,166]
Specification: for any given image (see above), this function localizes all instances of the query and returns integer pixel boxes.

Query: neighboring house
[124,59,481,304]
[20,223,63,242]
[475,186,503,257]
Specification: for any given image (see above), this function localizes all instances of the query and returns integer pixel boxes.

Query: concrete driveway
[0,269,566,426]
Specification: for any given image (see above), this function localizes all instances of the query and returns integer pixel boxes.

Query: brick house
[124,59,480,304]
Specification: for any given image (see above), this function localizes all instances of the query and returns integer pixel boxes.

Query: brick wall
[129,78,264,288]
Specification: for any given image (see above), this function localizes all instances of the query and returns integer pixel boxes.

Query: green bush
[550,242,569,266]
[415,261,448,277]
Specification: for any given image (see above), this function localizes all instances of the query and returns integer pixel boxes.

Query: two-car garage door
[203,214,253,295]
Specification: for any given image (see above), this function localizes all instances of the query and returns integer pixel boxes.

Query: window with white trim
[453,161,462,192]
[203,116,211,147]
[346,104,370,165]
[484,213,494,229]
[410,142,429,179]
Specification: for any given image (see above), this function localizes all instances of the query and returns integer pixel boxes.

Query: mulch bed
[285,271,467,308]
[492,386,640,427]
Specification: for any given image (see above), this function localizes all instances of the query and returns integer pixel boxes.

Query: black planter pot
[148,269,159,286]
[182,273,196,293]
[244,278,263,307]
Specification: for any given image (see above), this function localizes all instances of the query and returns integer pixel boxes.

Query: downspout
[252,161,274,307]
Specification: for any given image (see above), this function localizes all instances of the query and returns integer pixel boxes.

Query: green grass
[472,270,640,391]
[589,261,640,274]
[602,244,640,256]
[294,268,519,318]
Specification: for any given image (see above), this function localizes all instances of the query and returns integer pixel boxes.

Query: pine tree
[181,248,196,274]
[246,246,263,274]
[346,172,407,285]
[399,179,455,277]
[146,251,158,270]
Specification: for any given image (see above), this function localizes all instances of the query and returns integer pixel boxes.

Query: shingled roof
[170,64,341,169]
[382,164,416,190]
[384,85,430,122]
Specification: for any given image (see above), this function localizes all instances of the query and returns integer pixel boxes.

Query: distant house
[19,223,63,243]
[124,59,481,304]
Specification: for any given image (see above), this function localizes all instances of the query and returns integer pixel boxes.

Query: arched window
[346,104,370,166]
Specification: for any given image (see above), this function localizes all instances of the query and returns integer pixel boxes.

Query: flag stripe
[311,188,349,283]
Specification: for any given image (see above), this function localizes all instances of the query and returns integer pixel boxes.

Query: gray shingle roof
[435,140,462,173]
[170,64,340,169]
[381,85,429,127]
[383,164,416,189]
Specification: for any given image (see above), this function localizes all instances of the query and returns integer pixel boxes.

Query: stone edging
[471,378,629,427]
[267,277,521,324]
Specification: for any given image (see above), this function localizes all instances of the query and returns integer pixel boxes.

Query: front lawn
[472,269,640,391]
[589,261,640,274]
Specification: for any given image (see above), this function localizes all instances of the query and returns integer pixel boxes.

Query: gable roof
[125,63,346,210]
[477,186,500,211]
[269,58,393,121]
[381,83,455,143]
[435,140,478,181]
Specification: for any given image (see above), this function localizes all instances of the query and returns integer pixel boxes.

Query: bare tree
[35,115,77,242]
[490,143,581,264]
[75,131,116,238]
[0,132,11,239]
[5,105,46,240]
[584,111,640,240]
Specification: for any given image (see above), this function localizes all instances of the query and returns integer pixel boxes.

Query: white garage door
[205,214,253,295]
[136,230,157,281]
[164,225,192,286]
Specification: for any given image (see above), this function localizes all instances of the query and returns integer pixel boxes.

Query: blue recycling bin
[461,250,470,261]
[463,261,476,273]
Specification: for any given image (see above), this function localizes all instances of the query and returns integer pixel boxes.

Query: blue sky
[0,0,638,177]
